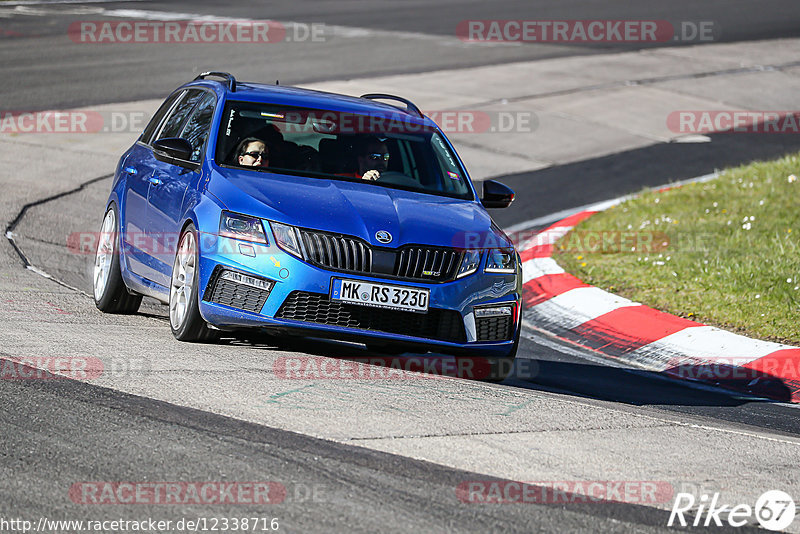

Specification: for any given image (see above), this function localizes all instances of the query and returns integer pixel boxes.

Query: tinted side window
[180,92,216,162]
[141,90,183,144]
[157,89,204,141]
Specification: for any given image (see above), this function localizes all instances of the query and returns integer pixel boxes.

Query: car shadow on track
[506,358,766,407]
[118,309,789,408]
[219,329,783,408]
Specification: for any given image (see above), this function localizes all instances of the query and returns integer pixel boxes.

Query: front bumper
[195,234,521,356]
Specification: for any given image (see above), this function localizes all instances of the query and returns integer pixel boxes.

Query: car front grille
[475,315,513,342]
[298,229,462,282]
[275,291,467,343]
[395,247,462,282]
[300,229,371,274]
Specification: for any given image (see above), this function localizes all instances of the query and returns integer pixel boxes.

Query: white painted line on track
[528,287,640,330]
[95,8,520,47]
[1,4,518,48]
[520,325,787,403]
[2,0,138,5]
[628,326,795,370]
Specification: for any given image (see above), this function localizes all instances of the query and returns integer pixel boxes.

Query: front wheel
[93,205,142,314]
[169,224,219,343]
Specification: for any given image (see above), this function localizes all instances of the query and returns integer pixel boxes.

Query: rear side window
[156,89,205,141]
[141,90,183,144]
[180,92,216,162]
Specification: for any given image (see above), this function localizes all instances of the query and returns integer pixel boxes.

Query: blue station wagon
[93,72,522,379]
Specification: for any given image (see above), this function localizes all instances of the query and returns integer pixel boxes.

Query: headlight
[485,248,516,274]
[456,250,481,279]
[269,221,302,258]
[219,211,267,244]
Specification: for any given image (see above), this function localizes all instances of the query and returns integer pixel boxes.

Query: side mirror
[152,137,197,169]
[481,180,515,209]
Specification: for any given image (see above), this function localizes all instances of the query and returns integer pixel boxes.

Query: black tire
[169,224,219,343]
[93,205,142,314]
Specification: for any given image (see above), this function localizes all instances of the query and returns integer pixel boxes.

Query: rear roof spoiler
[360,93,423,118]
[194,71,237,92]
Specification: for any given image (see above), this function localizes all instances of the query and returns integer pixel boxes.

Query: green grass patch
[555,152,800,344]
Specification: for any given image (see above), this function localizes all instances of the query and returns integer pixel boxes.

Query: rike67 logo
[669,490,796,531]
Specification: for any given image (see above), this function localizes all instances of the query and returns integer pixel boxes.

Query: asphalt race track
[2,1,800,533]
[3,0,800,110]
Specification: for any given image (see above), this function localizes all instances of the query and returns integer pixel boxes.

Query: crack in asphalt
[4,173,112,292]
[347,424,675,441]
[11,234,71,249]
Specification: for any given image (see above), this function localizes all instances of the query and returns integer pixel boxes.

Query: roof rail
[194,71,237,92]
[360,93,423,118]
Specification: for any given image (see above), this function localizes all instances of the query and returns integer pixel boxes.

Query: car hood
[208,168,511,249]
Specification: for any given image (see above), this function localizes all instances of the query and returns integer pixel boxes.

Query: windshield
[215,101,474,200]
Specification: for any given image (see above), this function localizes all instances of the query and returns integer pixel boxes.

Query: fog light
[475,306,512,318]
[220,270,274,291]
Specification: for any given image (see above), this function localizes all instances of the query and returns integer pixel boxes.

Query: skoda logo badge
[375,230,392,244]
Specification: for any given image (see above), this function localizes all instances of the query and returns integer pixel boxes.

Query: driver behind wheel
[357,136,390,181]
[339,136,390,181]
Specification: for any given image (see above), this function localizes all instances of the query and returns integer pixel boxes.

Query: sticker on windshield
[225,109,236,136]
[447,171,461,180]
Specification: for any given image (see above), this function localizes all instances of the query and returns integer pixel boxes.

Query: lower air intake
[475,315,513,342]
[203,269,273,314]
[275,291,466,343]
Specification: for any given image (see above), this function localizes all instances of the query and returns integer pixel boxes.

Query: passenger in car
[236,137,270,167]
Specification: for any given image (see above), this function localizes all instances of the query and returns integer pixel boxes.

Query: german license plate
[330,278,429,313]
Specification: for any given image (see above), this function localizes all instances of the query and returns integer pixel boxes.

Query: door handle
[123,166,138,175]
[147,176,163,186]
